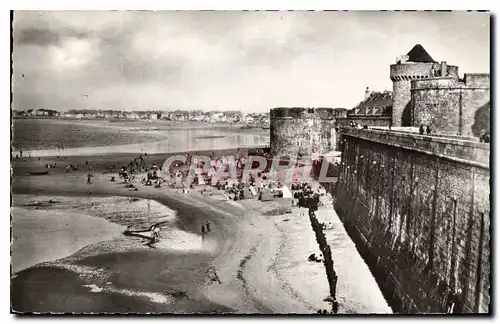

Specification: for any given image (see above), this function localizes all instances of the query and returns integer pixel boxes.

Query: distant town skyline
[12,11,490,113]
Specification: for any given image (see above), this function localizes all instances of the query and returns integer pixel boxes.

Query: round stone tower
[390,44,458,126]
[270,107,336,158]
[411,74,490,136]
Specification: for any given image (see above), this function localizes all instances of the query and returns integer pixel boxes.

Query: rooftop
[351,91,393,116]
[406,44,437,63]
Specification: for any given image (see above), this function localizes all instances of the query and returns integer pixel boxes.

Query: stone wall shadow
[471,102,490,137]
[401,102,412,127]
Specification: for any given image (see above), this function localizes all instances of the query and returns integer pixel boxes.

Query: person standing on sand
[206,221,210,232]
[201,225,205,235]
[154,226,160,240]
[87,173,91,185]
[150,225,160,243]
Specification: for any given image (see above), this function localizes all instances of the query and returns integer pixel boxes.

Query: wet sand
[11,151,391,314]
[11,202,124,273]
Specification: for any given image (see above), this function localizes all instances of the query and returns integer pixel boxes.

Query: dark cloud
[14,25,91,47]
[15,27,61,46]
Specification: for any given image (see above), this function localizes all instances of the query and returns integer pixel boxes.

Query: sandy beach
[11,150,391,314]
[11,197,125,273]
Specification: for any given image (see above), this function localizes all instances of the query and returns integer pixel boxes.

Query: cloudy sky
[12,11,490,112]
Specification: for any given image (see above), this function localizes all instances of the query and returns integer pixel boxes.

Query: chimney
[365,87,370,99]
[441,61,447,77]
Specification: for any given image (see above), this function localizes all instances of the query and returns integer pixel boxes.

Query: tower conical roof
[406,44,436,63]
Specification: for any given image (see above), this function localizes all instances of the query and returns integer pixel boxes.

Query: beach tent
[242,187,255,200]
[194,175,206,185]
[259,189,274,202]
[281,185,293,199]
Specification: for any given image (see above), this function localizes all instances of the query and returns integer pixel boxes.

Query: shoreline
[11,143,268,158]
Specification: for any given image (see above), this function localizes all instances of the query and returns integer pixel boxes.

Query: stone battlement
[339,127,490,168]
[411,77,462,90]
[463,73,490,88]
[411,74,490,91]
[270,107,336,120]
[390,63,459,81]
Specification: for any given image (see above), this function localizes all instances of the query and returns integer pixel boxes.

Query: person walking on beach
[201,225,206,235]
[206,221,210,232]
[150,225,160,243]
[87,173,91,185]
[154,226,160,240]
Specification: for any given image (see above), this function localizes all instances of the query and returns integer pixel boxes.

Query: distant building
[333,89,393,133]
[351,90,393,117]
[33,109,60,117]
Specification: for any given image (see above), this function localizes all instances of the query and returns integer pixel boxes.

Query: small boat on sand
[28,171,49,176]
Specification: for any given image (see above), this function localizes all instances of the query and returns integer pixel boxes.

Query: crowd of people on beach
[13,146,32,160]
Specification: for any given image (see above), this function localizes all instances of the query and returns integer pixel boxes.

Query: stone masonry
[411,74,490,137]
[270,107,336,157]
[333,127,490,314]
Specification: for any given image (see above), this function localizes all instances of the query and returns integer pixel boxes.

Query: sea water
[12,119,270,156]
